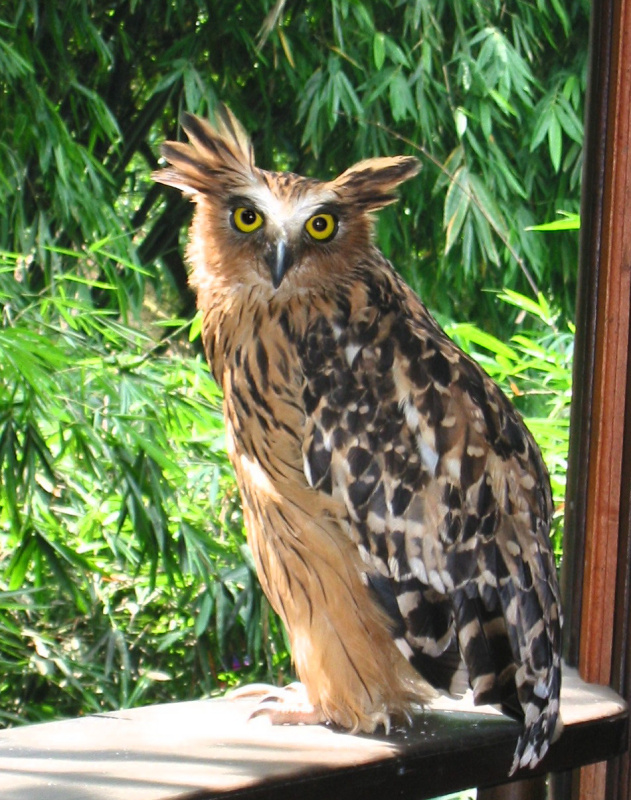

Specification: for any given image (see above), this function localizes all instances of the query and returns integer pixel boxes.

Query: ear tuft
[152,105,255,195]
[331,156,420,211]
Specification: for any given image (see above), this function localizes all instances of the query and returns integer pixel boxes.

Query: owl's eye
[305,213,338,242]
[232,206,264,233]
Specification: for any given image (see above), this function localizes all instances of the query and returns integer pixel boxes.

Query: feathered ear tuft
[152,105,255,195]
[331,156,420,211]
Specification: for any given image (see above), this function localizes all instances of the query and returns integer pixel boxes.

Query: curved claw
[227,681,326,726]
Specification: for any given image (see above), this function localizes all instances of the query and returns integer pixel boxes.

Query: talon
[258,694,285,706]
[229,681,326,727]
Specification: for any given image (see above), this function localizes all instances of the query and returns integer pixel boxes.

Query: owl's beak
[265,239,294,289]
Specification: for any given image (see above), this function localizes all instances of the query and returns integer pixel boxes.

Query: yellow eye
[232,206,263,233]
[305,213,337,242]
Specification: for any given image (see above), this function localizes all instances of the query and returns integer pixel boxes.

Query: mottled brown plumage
[153,107,562,773]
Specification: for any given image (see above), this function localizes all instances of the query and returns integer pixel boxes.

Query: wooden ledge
[0,668,626,800]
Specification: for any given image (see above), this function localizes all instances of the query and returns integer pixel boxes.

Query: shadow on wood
[0,669,625,800]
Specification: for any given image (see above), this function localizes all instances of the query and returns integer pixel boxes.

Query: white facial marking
[243,183,338,241]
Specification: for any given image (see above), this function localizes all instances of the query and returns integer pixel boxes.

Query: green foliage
[0,254,289,723]
[0,0,586,327]
[0,0,580,726]
[269,0,586,320]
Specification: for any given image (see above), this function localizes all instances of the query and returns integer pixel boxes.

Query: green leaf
[448,323,519,361]
[7,532,36,591]
[384,36,410,67]
[549,0,571,37]
[336,71,364,118]
[189,310,203,342]
[488,88,518,118]
[498,289,556,324]
[468,173,506,244]
[389,72,415,122]
[556,96,583,144]
[526,213,580,232]
[455,107,468,138]
[530,107,551,151]
[471,203,500,265]
[195,592,214,637]
[548,113,562,172]
[444,167,471,254]
[373,32,386,70]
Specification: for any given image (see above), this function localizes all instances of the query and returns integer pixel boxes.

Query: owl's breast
[217,305,308,490]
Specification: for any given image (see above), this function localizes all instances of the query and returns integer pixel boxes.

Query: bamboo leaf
[277,29,295,69]
[373,32,386,70]
[389,72,415,122]
[555,96,583,144]
[448,323,519,361]
[444,166,470,254]
[526,213,580,232]
[454,107,468,138]
[547,112,563,172]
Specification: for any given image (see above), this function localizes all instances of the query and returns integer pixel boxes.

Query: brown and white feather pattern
[153,108,562,774]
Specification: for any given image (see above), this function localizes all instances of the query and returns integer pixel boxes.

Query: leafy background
[1,0,581,737]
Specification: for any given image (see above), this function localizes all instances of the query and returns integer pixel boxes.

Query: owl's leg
[227,682,326,726]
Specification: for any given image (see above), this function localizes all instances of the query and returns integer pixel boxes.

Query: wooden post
[478,778,546,800]
[560,0,631,796]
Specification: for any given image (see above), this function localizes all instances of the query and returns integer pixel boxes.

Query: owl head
[153,106,420,297]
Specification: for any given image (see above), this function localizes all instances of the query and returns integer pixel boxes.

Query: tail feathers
[369,569,562,772]
[510,658,562,773]
[453,589,516,707]
[407,644,468,696]
[366,572,467,695]
[453,586,562,772]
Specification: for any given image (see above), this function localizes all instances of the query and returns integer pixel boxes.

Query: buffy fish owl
[153,107,562,774]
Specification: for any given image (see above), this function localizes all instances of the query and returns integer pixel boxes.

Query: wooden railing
[0,669,625,800]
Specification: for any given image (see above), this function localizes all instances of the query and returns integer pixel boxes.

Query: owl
[153,107,562,774]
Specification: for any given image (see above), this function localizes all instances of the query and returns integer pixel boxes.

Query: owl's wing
[300,271,561,772]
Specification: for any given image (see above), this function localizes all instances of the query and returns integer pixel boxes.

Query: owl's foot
[228,682,325,726]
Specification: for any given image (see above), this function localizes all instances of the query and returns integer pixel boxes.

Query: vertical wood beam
[561,0,631,797]
[561,0,613,672]
[578,0,631,688]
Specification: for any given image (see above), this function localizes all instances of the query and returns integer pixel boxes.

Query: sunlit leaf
[373,32,386,70]
[526,213,580,232]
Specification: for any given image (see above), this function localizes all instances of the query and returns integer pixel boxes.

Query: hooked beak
[265,239,294,289]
